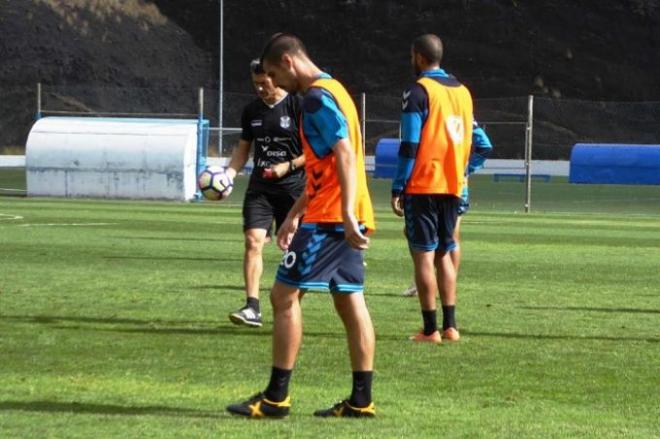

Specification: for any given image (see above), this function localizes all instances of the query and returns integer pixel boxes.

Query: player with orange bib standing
[391,34,474,344]
[227,33,377,419]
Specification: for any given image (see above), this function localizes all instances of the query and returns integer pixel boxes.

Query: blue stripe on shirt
[302,73,348,158]
[400,112,423,144]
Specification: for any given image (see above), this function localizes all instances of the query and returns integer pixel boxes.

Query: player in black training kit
[225,59,305,327]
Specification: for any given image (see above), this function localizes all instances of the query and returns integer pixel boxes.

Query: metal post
[195,87,206,200]
[199,87,205,120]
[360,92,366,155]
[36,82,42,120]
[218,0,224,157]
[524,94,534,213]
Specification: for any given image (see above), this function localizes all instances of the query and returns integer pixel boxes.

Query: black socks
[246,297,260,314]
[423,307,457,333]
[265,368,373,407]
[264,366,292,402]
[422,309,438,335]
[349,370,373,408]
[442,305,456,330]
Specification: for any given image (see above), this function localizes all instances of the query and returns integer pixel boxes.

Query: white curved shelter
[26,117,201,200]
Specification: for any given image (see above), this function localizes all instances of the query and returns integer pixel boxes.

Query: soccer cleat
[409,330,442,344]
[313,399,376,418]
[401,283,418,297]
[229,306,262,327]
[442,327,460,341]
[226,392,291,418]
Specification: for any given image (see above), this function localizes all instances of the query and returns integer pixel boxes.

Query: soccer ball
[198,166,233,201]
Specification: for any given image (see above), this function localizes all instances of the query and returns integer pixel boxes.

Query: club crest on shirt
[280,116,291,129]
[446,116,465,143]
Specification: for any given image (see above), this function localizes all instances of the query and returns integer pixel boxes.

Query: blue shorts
[404,194,460,253]
[276,225,365,293]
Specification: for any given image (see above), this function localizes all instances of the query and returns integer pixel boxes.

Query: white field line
[0,213,24,221]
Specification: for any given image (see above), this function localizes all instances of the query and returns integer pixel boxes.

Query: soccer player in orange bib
[391,34,475,344]
[226,33,376,419]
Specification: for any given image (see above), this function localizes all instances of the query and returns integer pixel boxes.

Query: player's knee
[244,234,265,254]
[270,290,286,310]
[333,293,362,316]
[270,284,297,308]
[271,296,296,319]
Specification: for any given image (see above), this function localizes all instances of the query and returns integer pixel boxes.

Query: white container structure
[25,117,201,200]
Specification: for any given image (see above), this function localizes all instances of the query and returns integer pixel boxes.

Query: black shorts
[242,186,303,233]
[276,225,365,293]
[404,194,460,253]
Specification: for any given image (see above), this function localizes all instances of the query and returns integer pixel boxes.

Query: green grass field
[1,170,659,438]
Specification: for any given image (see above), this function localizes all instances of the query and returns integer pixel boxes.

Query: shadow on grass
[362,292,418,299]
[192,284,270,293]
[106,235,240,243]
[0,191,26,198]
[4,315,399,341]
[0,314,217,326]
[103,255,240,262]
[0,400,219,418]
[463,330,659,343]
[5,314,655,343]
[87,326,270,337]
[194,284,244,291]
[92,326,405,341]
[520,306,660,314]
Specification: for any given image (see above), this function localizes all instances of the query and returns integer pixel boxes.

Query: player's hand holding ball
[198,166,234,201]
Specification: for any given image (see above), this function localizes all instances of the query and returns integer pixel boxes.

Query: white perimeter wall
[204,157,570,177]
[23,117,200,200]
[3,155,570,179]
[479,159,569,176]
[0,155,26,167]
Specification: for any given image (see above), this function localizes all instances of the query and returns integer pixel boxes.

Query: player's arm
[269,153,305,179]
[225,139,251,180]
[291,154,305,170]
[391,84,426,216]
[226,105,255,179]
[467,119,493,175]
[277,191,308,251]
[288,95,306,173]
[334,138,369,250]
[280,93,306,175]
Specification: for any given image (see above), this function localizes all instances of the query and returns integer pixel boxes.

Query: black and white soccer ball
[197,166,233,201]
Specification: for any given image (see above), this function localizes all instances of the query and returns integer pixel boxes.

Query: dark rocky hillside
[1,0,659,156]
[155,0,660,101]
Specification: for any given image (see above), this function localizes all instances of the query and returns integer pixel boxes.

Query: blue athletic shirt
[302,73,349,159]
[392,68,493,197]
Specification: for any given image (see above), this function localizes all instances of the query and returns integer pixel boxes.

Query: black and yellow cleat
[313,399,376,418]
[226,392,291,419]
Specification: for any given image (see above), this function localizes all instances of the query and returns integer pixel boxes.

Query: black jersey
[241,94,304,192]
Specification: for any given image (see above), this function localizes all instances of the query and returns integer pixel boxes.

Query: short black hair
[412,34,443,64]
[260,32,307,65]
[250,58,265,74]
